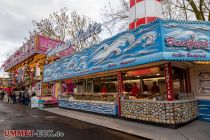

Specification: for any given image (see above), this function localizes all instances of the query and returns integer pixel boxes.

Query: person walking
[19,92,23,104]
[22,92,26,105]
[3,93,8,103]
[2,91,5,100]
[25,92,29,105]
[13,92,16,103]
[1,91,5,100]
[0,91,2,99]
[8,92,13,104]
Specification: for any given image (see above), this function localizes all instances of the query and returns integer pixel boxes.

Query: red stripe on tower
[129,0,163,29]
[130,0,135,8]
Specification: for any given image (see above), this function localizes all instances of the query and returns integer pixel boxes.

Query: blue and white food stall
[43,19,210,124]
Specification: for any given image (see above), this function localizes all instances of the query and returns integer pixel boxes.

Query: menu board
[198,72,210,95]
[31,96,39,108]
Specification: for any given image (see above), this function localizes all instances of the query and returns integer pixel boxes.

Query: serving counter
[120,99,198,124]
[58,94,118,115]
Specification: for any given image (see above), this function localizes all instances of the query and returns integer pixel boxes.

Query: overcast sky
[0,0,121,77]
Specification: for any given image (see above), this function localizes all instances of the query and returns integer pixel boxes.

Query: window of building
[123,65,188,100]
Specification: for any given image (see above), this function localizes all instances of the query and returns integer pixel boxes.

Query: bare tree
[32,8,101,52]
[101,0,129,31]
[162,0,191,20]
[102,0,210,31]
[67,11,101,52]
[162,0,210,21]
[32,7,69,41]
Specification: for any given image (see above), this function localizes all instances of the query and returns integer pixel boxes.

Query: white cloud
[0,69,8,78]
[0,0,121,74]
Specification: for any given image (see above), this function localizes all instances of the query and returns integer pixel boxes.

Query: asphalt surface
[0,100,147,140]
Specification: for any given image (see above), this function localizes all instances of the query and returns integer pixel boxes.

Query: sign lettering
[164,62,174,101]
[165,36,208,50]
[47,22,102,57]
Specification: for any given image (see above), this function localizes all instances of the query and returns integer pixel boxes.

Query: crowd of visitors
[0,90,34,105]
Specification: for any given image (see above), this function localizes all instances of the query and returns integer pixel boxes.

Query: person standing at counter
[101,84,107,95]
[130,83,140,97]
[151,82,160,94]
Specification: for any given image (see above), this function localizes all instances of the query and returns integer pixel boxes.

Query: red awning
[3,88,13,92]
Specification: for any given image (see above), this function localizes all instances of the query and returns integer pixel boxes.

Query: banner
[164,62,174,101]
[44,19,210,82]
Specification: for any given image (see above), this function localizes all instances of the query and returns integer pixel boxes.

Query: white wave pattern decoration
[134,31,157,47]
[187,25,210,31]
[124,31,157,52]
[138,49,158,55]
[166,30,209,40]
[78,61,88,70]
[66,58,77,70]
[91,34,135,64]
[59,100,118,115]
[164,24,210,31]
[198,100,210,122]
[44,69,51,77]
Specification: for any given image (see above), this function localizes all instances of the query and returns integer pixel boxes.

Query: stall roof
[3,35,60,72]
[44,19,210,82]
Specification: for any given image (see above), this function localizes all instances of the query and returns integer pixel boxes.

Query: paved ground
[0,101,146,140]
[42,107,210,140]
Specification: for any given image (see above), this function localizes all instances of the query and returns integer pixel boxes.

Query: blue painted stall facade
[198,100,210,123]
[59,100,118,115]
[44,19,210,82]
[44,19,210,120]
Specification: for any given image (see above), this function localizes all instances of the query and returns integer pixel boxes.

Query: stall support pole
[185,68,191,93]
[117,71,123,116]
[164,62,175,101]
[52,82,56,98]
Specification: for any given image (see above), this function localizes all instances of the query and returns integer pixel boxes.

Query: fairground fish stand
[43,0,210,125]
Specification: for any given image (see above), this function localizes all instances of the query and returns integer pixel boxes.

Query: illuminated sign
[46,41,71,57]
[3,35,60,71]
[44,19,210,82]
[76,22,102,43]
[46,22,102,57]
[126,67,160,77]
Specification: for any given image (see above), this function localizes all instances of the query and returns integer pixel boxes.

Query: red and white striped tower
[129,0,163,29]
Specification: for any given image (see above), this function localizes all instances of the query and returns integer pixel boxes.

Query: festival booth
[0,78,10,91]
[3,35,60,107]
[43,18,210,125]
[189,62,210,123]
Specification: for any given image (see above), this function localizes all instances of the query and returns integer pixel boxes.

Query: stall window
[61,81,74,95]
[172,67,187,99]
[123,76,141,93]
[73,80,86,93]
[142,77,165,94]
[123,66,164,97]
[93,75,117,93]
[198,71,210,96]
[86,79,93,93]
[122,66,188,100]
